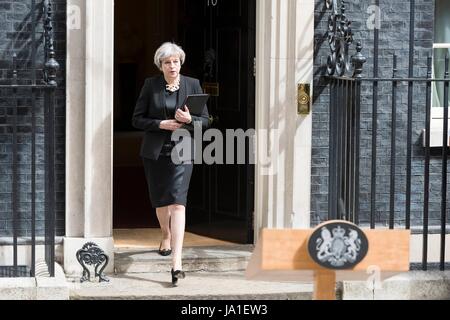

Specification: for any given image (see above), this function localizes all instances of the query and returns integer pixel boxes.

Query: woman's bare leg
[169,204,186,271]
[156,206,171,250]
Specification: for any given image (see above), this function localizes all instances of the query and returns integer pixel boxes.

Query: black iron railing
[0,0,59,277]
[325,0,449,270]
[328,57,450,271]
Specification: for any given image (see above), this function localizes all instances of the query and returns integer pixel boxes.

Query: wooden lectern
[246,222,410,300]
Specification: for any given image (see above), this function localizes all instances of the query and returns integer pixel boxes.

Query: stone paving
[68,271,313,300]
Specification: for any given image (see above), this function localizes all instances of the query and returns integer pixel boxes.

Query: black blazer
[132,75,210,160]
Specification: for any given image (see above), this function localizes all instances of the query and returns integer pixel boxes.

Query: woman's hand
[159,120,183,131]
[175,106,192,124]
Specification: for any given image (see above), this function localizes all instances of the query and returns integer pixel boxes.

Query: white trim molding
[65,0,114,275]
[426,43,450,147]
[64,0,315,260]
[254,0,314,241]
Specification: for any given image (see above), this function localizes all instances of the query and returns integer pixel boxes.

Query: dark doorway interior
[113,0,256,244]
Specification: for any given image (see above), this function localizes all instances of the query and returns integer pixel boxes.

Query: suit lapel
[157,75,167,118]
[177,75,187,110]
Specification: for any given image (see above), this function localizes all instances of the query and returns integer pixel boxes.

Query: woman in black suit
[132,42,210,285]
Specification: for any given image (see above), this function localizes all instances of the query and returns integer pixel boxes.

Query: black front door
[177,0,256,243]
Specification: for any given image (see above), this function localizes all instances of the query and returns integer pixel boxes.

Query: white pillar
[66,0,85,239]
[84,0,114,238]
[255,0,314,241]
[64,0,114,275]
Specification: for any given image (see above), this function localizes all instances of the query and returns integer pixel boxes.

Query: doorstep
[114,245,254,273]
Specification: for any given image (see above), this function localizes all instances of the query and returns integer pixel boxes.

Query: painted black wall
[0,0,66,237]
[312,0,446,228]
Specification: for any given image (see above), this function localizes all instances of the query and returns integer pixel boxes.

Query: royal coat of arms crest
[307,221,369,270]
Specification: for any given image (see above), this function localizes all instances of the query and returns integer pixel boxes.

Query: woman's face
[161,55,181,81]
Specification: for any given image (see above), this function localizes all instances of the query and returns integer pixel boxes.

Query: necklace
[165,77,180,93]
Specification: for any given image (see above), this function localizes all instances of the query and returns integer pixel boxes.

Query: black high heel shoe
[158,242,172,256]
[171,269,185,286]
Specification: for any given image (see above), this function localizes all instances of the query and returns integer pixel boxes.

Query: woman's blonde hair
[154,42,186,70]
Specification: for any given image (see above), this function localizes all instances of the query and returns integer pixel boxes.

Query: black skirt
[142,155,193,208]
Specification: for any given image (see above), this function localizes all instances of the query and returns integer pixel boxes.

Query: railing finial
[445,53,449,79]
[427,55,432,79]
[43,0,59,86]
[12,53,18,85]
[392,54,398,78]
[352,42,366,78]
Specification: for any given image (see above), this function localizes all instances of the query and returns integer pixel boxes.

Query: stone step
[343,271,450,300]
[114,245,254,274]
[68,270,313,300]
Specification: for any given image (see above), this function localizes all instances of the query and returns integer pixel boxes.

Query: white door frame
[63,0,315,274]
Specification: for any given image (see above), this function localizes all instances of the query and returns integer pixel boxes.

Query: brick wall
[312,0,443,228]
[0,0,66,237]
